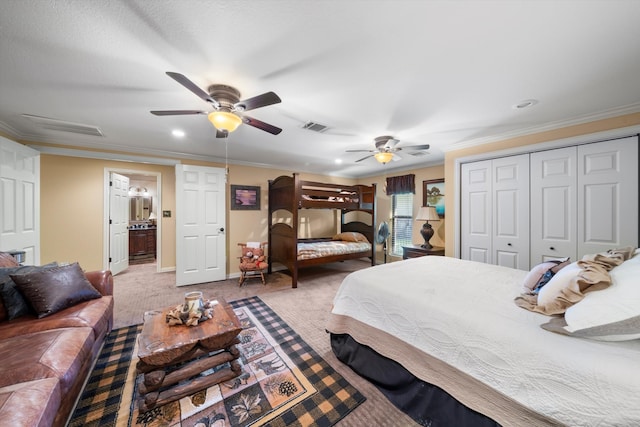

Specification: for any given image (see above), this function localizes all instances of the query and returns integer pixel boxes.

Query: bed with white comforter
[326,255,640,426]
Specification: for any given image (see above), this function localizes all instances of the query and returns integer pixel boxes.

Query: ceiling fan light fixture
[374,152,394,164]
[208,111,242,132]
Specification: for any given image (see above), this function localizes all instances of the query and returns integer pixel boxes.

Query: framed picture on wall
[423,179,445,218]
[230,185,261,210]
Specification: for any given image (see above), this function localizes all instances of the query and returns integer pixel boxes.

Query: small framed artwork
[423,179,445,218]
[231,185,261,210]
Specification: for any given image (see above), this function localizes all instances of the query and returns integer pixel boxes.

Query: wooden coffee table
[136,297,243,412]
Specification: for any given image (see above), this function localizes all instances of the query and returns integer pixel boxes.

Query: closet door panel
[530,147,577,264]
[578,137,639,256]
[461,160,492,263]
[492,155,529,270]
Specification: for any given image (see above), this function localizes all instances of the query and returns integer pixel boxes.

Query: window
[391,192,413,255]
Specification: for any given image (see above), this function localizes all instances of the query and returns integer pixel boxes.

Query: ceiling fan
[151,72,282,138]
[346,135,430,164]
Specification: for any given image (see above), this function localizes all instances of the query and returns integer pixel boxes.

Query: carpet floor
[70,296,365,427]
[109,260,418,426]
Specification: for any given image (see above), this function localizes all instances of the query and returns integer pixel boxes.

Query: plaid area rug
[69,296,365,426]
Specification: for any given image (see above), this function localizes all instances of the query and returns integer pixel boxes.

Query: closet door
[492,155,530,270]
[461,160,492,263]
[530,147,577,264]
[578,136,639,256]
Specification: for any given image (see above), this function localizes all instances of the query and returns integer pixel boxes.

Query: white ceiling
[1,0,639,178]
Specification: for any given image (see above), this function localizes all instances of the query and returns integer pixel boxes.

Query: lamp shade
[416,206,440,221]
[148,212,157,220]
[207,111,242,132]
[374,152,394,164]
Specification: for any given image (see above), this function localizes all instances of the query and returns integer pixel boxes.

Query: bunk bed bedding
[327,256,640,427]
[297,241,372,260]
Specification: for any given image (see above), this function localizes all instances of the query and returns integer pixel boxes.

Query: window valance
[386,174,415,195]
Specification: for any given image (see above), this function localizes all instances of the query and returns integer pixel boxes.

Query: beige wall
[39,154,176,271]
[12,110,640,274]
[443,112,640,256]
[358,164,445,262]
[34,146,359,275]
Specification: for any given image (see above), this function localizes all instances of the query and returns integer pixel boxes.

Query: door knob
[507,243,512,246]
[219,227,225,233]
[550,247,555,250]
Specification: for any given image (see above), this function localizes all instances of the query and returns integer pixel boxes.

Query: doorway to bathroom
[104,168,161,275]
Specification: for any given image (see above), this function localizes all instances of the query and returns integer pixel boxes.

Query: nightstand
[402,245,445,259]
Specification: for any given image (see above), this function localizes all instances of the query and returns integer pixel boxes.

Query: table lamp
[415,206,440,249]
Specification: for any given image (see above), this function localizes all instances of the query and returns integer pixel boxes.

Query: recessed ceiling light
[172,129,185,138]
[512,99,538,109]
[335,159,343,164]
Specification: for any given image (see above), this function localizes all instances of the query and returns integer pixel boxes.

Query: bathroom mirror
[130,196,152,220]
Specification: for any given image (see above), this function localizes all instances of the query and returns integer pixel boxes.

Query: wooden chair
[238,242,268,286]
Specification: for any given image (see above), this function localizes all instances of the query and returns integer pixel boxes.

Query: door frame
[103,168,162,272]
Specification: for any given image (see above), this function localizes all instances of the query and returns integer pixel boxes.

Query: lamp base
[420,222,434,249]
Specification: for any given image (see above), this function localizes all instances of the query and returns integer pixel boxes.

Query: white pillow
[563,251,640,341]
[537,262,581,307]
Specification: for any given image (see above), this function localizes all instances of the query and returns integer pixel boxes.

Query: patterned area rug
[69,296,365,426]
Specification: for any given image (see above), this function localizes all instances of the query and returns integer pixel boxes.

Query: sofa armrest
[84,270,113,296]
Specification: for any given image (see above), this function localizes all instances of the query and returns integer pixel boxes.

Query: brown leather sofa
[0,252,114,427]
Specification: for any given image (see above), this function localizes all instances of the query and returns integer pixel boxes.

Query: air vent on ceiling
[21,114,104,137]
[302,121,329,133]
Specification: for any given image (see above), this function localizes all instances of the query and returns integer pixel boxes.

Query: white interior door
[109,172,129,275]
[578,136,639,256]
[176,165,226,286]
[0,137,40,265]
[461,160,492,263]
[492,155,530,270]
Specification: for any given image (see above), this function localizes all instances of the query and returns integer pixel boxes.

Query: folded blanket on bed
[515,246,636,315]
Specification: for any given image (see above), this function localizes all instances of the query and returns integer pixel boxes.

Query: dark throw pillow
[0,263,58,320]
[10,262,101,318]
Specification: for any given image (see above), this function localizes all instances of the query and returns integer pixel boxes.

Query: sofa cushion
[11,263,101,318]
[0,263,58,321]
[0,378,61,427]
[0,327,94,396]
[0,295,113,342]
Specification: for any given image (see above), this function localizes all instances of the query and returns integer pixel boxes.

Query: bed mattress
[327,256,640,426]
[297,241,370,260]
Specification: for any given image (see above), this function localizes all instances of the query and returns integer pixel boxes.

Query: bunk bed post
[371,182,377,266]
[292,173,301,288]
[267,179,273,275]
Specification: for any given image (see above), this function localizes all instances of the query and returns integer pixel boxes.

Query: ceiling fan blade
[165,72,220,108]
[150,110,207,116]
[345,149,374,153]
[236,91,281,112]
[243,116,282,135]
[355,154,373,163]
[383,138,400,149]
[404,144,430,151]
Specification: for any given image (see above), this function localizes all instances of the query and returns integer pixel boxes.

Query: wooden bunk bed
[268,173,377,288]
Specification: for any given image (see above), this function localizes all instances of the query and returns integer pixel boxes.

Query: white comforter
[329,256,640,426]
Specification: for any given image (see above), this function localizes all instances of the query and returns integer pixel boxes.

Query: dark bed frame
[267,173,377,288]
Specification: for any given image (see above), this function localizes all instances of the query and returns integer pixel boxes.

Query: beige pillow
[332,232,368,243]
